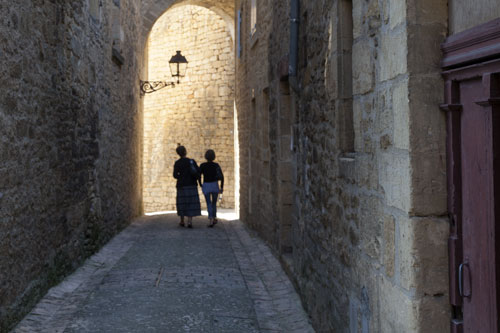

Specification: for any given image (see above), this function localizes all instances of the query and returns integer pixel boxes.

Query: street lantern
[140,50,188,95]
[169,50,188,84]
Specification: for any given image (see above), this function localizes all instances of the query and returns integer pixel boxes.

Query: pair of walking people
[173,145,224,228]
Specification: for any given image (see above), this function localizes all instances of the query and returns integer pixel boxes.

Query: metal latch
[459,261,471,298]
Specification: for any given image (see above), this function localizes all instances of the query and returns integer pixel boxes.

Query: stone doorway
[142,4,236,214]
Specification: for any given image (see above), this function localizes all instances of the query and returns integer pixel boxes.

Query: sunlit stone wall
[235,0,449,331]
[143,5,235,212]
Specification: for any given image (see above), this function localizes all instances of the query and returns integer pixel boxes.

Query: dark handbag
[189,159,199,177]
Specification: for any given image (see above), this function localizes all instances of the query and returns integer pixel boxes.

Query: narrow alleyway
[12,215,313,333]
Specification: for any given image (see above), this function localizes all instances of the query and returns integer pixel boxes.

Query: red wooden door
[442,18,500,332]
[459,77,498,332]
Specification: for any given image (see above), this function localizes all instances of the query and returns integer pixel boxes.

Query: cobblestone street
[12,215,314,333]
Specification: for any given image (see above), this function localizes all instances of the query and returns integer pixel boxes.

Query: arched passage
[140,0,235,41]
[142,3,236,213]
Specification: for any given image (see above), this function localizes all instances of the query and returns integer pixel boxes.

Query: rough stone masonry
[235,0,450,331]
[0,1,144,330]
[0,0,239,330]
[3,0,500,332]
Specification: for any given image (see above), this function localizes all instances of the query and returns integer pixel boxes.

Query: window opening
[89,0,101,21]
[250,0,257,36]
[338,0,354,153]
[237,10,242,58]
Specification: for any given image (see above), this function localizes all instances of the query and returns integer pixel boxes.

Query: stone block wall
[143,5,235,213]
[235,0,450,331]
[449,0,500,34]
[0,1,144,330]
[6,0,494,330]
[234,0,277,244]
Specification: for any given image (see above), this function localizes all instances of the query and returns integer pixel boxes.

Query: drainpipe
[289,0,300,77]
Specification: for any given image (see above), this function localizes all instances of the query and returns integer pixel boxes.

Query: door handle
[459,262,471,298]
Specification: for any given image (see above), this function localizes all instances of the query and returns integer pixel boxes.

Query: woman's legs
[210,192,218,220]
[204,192,214,218]
[207,192,218,227]
[204,192,215,226]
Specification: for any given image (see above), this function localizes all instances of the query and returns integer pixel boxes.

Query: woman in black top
[199,149,224,227]
[173,145,201,228]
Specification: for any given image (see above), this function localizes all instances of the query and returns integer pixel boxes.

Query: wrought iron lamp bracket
[140,80,176,95]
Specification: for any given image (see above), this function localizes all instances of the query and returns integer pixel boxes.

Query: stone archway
[142,3,236,213]
[140,0,235,42]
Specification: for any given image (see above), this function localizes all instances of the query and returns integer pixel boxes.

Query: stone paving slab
[12,215,314,332]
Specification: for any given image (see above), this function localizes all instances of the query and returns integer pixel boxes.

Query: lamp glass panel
[169,62,178,77]
[178,62,188,77]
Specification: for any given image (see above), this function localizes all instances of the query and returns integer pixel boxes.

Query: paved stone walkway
[13,215,314,332]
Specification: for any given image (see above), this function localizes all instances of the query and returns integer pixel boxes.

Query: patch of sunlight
[145,211,177,216]
[146,209,238,221]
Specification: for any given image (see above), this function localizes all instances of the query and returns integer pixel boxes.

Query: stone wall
[235,0,278,237]
[235,0,450,331]
[143,5,235,212]
[140,0,235,41]
[449,0,500,34]
[0,1,144,330]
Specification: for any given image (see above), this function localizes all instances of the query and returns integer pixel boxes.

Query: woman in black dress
[199,149,224,227]
[173,145,201,228]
